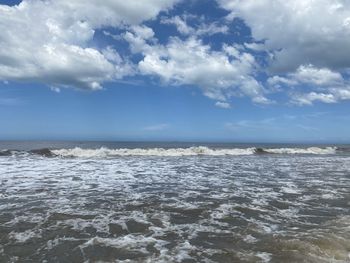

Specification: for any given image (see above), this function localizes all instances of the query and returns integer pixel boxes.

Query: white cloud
[291,87,350,105]
[331,88,350,100]
[124,26,270,104]
[268,64,345,88]
[215,101,231,109]
[244,43,266,52]
[161,15,229,36]
[162,15,193,35]
[3,0,350,108]
[291,65,343,86]
[218,0,350,105]
[268,64,350,105]
[292,92,337,105]
[0,0,178,90]
[218,0,350,72]
[267,76,298,89]
[61,0,181,27]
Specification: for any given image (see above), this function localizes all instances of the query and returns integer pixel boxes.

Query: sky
[1,0,350,142]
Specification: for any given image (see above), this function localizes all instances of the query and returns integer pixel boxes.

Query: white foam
[51,146,337,158]
[2,145,350,262]
[264,147,336,155]
[52,146,256,158]
[244,235,258,244]
[173,241,195,262]
[9,230,41,243]
[281,186,301,194]
[322,193,337,199]
[256,252,272,262]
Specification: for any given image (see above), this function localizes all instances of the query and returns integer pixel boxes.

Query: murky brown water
[0,146,350,262]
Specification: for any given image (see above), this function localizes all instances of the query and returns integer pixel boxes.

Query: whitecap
[264,147,336,155]
[52,146,256,158]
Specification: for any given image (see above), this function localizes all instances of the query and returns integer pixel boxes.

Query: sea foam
[263,147,336,155]
[51,146,337,158]
[51,146,256,157]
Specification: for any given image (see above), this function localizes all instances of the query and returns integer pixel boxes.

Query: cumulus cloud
[2,0,350,108]
[161,15,229,36]
[291,65,344,86]
[292,88,350,105]
[0,0,178,90]
[268,65,345,88]
[215,101,231,109]
[268,64,350,105]
[291,92,337,106]
[124,26,270,104]
[218,0,350,73]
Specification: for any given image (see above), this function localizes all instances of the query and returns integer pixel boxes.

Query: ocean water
[0,141,350,262]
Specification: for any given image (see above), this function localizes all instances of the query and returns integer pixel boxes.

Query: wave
[51,146,257,158]
[0,146,339,158]
[335,147,350,153]
[261,147,337,155]
[0,149,12,156]
[51,146,337,158]
[29,148,56,157]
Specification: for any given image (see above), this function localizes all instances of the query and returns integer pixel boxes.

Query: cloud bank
[1,0,350,107]
[0,0,178,90]
[218,0,350,105]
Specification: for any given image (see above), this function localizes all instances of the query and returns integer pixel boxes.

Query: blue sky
[1,0,350,142]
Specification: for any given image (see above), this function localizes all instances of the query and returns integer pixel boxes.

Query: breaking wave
[50,146,337,158]
[51,146,256,157]
[262,147,337,155]
[0,146,339,158]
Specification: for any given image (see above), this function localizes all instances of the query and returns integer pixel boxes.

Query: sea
[0,141,349,262]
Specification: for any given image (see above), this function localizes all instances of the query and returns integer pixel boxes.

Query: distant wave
[51,146,257,157]
[52,146,337,158]
[0,146,339,158]
[261,147,337,155]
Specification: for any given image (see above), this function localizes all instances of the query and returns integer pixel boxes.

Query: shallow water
[0,145,350,262]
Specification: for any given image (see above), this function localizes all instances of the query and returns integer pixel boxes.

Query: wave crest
[263,147,336,155]
[50,146,337,158]
[51,146,256,158]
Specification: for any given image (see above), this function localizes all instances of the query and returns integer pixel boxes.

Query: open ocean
[0,141,350,262]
